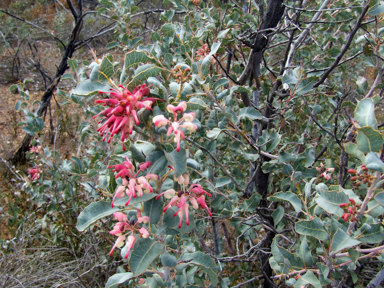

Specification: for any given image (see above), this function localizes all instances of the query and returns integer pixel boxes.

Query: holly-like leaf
[76,201,121,231]
[268,192,303,213]
[90,55,114,84]
[129,238,164,275]
[295,78,314,96]
[295,217,329,241]
[127,65,164,90]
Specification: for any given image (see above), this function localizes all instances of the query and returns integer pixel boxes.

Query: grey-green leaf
[76,201,121,231]
[129,238,164,275]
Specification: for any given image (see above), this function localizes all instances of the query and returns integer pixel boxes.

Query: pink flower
[153,115,168,127]
[109,235,126,256]
[152,102,198,153]
[94,84,164,150]
[159,177,213,228]
[124,235,137,259]
[316,163,334,181]
[29,146,41,153]
[139,227,149,238]
[137,210,150,224]
[108,158,157,207]
[27,167,41,181]
[138,278,145,284]
[109,210,150,258]
[167,102,187,116]
[156,189,176,200]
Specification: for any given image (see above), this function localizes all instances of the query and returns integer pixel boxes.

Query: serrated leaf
[127,65,164,90]
[76,201,121,231]
[129,238,164,275]
[124,51,154,71]
[355,98,377,129]
[90,55,114,84]
[245,193,262,212]
[105,272,134,288]
[356,126,384,153]
[268,192,302,213]
[295,218,328,241]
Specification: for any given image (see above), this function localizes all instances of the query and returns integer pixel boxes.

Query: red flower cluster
[94,84,164,150]
[108,157,158,207]
[156,173,212,228]
[109,211,150,259]
[27,167,41,181]
[349,165,374,187]
[153,102,198,152]
[339,198,360,222]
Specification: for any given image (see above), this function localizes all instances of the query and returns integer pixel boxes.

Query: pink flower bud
[183,112,196,122]
[139,227,149,238]
[153,115,169,127]
[139,161,152,171]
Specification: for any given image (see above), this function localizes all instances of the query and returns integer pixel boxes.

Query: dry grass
[0,217,122,288]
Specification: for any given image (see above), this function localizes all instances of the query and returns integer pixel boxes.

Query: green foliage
[10,0,384,287]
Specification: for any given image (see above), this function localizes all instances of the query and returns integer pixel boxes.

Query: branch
[185,137,243,192]
[283,0,332,71]
[313,1,370,88]
[0,9,66,47]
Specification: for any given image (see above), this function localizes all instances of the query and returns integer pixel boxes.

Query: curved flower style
[27,167,41,181]
[109,211,150,259]
[94,84,165,150]
[157,174,212,228]
[153,102,198,152]
[108,158,158,207]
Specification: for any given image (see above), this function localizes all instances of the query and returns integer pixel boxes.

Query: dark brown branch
[313,1,369,88]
